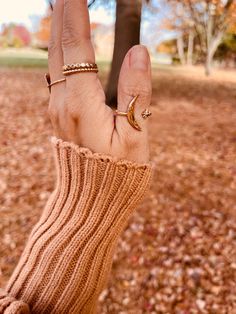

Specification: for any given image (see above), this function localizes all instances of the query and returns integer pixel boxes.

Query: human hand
[48,0,152,163]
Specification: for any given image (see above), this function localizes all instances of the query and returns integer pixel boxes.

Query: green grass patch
[0,48,48,68]
[0,56,48,68]
[0,49,112,69]
[0,48,178,72]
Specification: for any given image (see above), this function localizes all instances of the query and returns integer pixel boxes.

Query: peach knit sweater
[0,138,151,314]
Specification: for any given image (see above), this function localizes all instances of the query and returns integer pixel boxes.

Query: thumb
[116,45,152,139]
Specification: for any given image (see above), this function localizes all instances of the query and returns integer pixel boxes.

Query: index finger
[48,0,65,87]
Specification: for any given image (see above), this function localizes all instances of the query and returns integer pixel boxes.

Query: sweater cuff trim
[51,137,151,170]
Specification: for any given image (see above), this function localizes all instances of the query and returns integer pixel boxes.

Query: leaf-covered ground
[0,67,236,313]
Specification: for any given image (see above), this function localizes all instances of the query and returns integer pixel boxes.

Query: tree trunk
[205,31,224,76]
[187,30,194,65]
[106,0,142,107]
[177,34,185,65]
[205,52,212,76]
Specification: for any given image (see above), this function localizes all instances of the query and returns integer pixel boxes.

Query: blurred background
[0,0,236,313]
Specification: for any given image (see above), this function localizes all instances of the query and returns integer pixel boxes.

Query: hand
[48,0,152,163]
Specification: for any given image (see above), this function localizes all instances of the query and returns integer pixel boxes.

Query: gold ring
[45,73,66,93]
[63,63,98,76]
[141,109,152,119]
[115,95,152,131]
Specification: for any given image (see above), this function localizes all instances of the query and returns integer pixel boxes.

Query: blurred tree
[48,0,53,11]
[35,2,53,49]
[177,34,186,65]
[187,29,194,65]
[159,7,195,65]
[215,32,236,66]
[90,0,152,106]
[106,0,143,106]
[36,15,51,49]
[166,0,236,75]
[1,24,31,47]
[157,39,176,54]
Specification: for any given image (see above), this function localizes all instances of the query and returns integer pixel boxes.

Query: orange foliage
[157,41,176,54]
[36,16,51,48]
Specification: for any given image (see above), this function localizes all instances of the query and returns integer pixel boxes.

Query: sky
[0,0,48,30]
[0,0,173,49]
[0,0,115,30]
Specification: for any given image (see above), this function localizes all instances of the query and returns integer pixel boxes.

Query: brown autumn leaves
[0,67,236,313]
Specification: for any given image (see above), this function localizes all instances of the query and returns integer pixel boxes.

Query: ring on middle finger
[63,63,98,76]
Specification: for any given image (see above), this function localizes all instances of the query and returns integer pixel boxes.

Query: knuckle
[64,86,101,118]
[64,90,77,108]
[64,0,87,10]
[65,85,85,100]
[48,40,61,58]
[64,95,79,118]
[62,29,91,49]
[122,83,152,99]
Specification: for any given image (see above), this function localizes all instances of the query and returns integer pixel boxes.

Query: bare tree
[187,29,194,65]
[177,34,186,65]
[47,0,53,11]
[167,0,235,75]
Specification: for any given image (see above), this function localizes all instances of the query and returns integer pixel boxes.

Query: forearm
[0,138,151,314]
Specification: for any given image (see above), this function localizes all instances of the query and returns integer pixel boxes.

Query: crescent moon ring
[114,95,152,131]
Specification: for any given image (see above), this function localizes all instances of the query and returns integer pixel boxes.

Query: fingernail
[130,45,149,70]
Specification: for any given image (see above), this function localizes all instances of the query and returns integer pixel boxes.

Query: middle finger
[62,0,95,75]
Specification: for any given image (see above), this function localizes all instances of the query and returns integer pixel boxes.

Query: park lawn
[0,47,178,72]
[0,48,48,68]
[0,57,48,68]
[0,48,112,70]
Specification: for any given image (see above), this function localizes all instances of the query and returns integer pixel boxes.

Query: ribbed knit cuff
[1,138,152,314]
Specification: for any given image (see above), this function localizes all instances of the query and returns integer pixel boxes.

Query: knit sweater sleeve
[0,138,152,314]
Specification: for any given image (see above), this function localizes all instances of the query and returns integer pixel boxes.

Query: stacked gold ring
[63,63,98,76]
[45,73,66,93]
[45,63,98,92]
